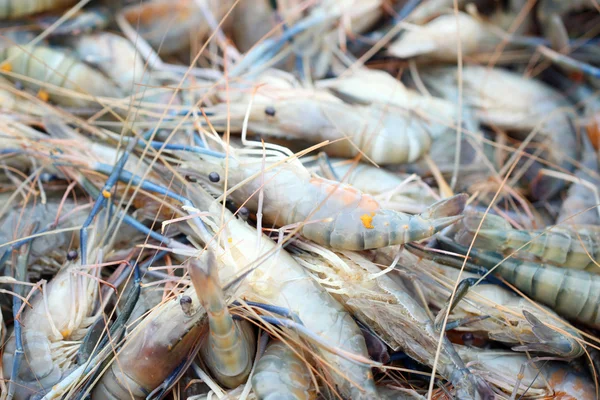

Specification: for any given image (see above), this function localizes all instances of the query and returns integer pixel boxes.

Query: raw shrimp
[215,86,433,165]
[417,235,600,329]
[388,12,501,62]
[456,345,596,399]
[183,185,380,400]
[119,0,233,56]
[190,253,256,389]
[183,147,466,250]
[92,283,208,399]
[2,214,107,399]
[402,253,584,358]
[315,68,478,140]
[457,211,600,273]
[0,45,122,107]
[308,155,438,214]
[421,65,578,200]
[290,240,494,399]
[251,339,315,400]
[67,31,149,94]
[0,0,76,19]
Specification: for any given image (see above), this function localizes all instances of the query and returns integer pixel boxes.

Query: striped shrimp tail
[421,193,468,231]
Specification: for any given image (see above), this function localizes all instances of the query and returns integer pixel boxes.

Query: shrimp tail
[512,310,582,358]
[455,212,512,249]
[420,193,468,232]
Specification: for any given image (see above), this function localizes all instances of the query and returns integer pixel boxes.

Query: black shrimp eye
[208,172,220,183]
[239,206,250,220]
[264,106,276,117]
[180,295,193,315]
[67,250,78,261]
[462,333,474,345]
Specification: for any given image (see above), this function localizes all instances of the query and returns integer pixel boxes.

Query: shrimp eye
[264,106,276,117]
[239,206,250,220]
[67,250,78,261]
[180,295,193,315]
[208,172,220,183]
[462,333,474,345]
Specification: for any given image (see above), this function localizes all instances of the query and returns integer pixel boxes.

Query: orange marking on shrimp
[102,190,111,199]
[360,213,375,229]
[37,90,49,102]
[0,63,11,72]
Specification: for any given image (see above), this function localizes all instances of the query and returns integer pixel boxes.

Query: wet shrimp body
[458,212,600,272]
[0,45,122,106]
[0,0,76,18]
[188,153,466,250]
[186,187,380,399]
[218,91,432,165]
[434,236,600,329]
[252,340,315,400]
[92,288,208,400]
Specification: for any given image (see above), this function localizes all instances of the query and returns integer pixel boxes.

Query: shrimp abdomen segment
[299,182,466,250]
[252,340,315,400]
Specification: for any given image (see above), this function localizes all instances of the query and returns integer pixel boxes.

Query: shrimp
[190,253,256,389]
[387,12,501,62]
[0,45,122,107]
[92,281,208,399]
[214,85,433,165]
[182,147,467,250]
[455,345,596,399]
[417,235,600,329]
[0,0,76,19]
[34,6,110,36]
[67,32,150,94]
[308,155,438,214]
[290,240,494,399]
[315,68,479,140]
[251,339,315,400]
[119,0,233,56]
[401,252,584,358]
[2,213,108,399]
[456,211,600,273]
[421,65,578,200]
[182,185,380,400]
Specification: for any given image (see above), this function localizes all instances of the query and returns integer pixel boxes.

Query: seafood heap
[1,1,600,399]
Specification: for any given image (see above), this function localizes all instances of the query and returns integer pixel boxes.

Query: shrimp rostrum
[180,144,467,251]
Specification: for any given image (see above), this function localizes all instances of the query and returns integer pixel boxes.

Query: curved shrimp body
[220,92,431,165]
[459,212,600,272]
[0,0,76,19]
[186,188,379,400]
[422,65,577,200]
[120,0,233,56]
[292,242,493,400]
[0,45,122,107]
[188,153,466,250]
[252,340,315,400]
[189,256,256,389]
[388,12,501,62]
[2,228,103,399]
[455,345,596,399]
[310,157,437,214]
[407,256,584,358]
[437,236,600,328]
[68,32,149,94]
[92,287,208,400]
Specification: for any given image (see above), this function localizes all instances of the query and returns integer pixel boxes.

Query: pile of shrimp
[2,1,600,399]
